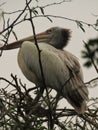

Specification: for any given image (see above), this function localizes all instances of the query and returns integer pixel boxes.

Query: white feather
[18,41,89,114]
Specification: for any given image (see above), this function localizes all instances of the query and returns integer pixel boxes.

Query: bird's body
[18,41,88,114]
[18,41,69,86]
[0,27,89,114]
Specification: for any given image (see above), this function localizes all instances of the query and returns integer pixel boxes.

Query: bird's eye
[46,29,52,34]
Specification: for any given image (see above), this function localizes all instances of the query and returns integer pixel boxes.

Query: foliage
[81,39,98,72]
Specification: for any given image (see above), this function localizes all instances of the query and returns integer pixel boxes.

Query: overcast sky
[0,0,98,99]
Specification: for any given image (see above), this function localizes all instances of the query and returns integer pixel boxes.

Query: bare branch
[85,77,98,88]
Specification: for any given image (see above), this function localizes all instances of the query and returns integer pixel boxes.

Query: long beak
[0,31,51,50]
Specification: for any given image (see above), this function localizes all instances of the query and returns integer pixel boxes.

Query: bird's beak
[0,31,51,50]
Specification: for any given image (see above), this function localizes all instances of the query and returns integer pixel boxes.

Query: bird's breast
[17,41,70,89]
[18,48,39,84]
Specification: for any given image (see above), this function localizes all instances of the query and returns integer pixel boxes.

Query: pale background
[0,0,98,101]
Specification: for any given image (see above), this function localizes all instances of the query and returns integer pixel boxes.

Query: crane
[0,27,89,114]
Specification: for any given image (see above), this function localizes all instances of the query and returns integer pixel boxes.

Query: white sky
[0,0,98,99]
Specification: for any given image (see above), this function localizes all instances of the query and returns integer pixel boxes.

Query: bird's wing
[59,50,89,113]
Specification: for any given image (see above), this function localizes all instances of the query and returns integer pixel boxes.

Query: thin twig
[85,77,98,85]
[0,14,98,35]
[0,0,31,35]
[2,0,71,15]
[0,77,17,87]
[26,0,54,129]
[55,119,68,130]
[0,2,6,7]
[80,114,98,129]
[41,0,71,9]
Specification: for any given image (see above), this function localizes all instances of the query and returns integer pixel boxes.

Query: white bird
[0,27,89,114]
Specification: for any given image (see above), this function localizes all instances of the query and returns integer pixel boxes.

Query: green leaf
[81,50,88,55]
[33,9,38,15]
[88,39,98,46]
[12,30,18,40]
[24,13,28,20]
[0,39,6,43]
[95,48,98,52]
[95,19,98,26]
[96,58,98,64]
[47,17,53,23]
[79,24,85,32]
[83,60,92,68]
[40,7,44,15]
[81,51,89,58]
[76,21,85,32]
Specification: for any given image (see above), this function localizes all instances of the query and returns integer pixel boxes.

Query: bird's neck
[49,38,69,50]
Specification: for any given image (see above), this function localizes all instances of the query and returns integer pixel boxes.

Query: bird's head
[39,27,71,49]
[0,27,71,50]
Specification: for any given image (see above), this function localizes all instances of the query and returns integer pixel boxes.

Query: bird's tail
[63,76,89,114]
[66,90,88,114]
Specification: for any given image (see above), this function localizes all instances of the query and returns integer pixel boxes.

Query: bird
[0,27,89,114]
